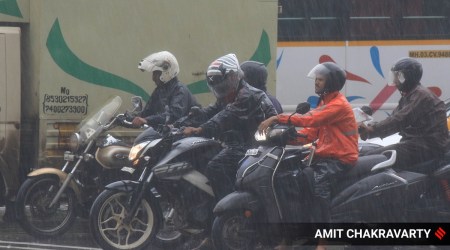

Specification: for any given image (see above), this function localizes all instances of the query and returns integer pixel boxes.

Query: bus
[276,0,450,120]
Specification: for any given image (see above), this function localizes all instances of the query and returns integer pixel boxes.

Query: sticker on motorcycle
[245,148,259,156]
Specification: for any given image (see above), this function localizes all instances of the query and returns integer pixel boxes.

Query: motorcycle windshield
[78,96,123,143]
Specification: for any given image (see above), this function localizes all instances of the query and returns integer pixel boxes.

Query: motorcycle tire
[154,200,185,248]
[89,189,161,250]
[15,176,77,238]
[212,210,258,250]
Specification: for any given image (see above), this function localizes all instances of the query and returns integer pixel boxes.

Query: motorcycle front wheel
[212,211,258,250]
[15,176,77,237]
[89,189,161,250]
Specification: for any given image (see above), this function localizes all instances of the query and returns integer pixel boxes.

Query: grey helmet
[240,61,268,92]
[389,57,422,92]
[307,62,346,94]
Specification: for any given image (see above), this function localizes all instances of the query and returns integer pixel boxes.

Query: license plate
[245,148,259,156]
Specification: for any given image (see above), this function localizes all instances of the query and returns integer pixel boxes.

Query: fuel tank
[95,145,130,169]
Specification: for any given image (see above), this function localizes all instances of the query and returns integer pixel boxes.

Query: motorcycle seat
[333,154,388,194]
[348,154,388,180]
[400,150,450,175]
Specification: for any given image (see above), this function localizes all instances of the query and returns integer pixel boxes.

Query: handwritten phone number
[44,105,87,114]
[44,94,88,104]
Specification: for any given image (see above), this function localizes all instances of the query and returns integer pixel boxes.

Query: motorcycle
[15,96,142,238]
[211,102,450,250]
[88,117,222,250]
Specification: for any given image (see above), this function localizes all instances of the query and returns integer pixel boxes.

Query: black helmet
[307,62,346,93]
[240,61,268,92]
[390,57,422,92]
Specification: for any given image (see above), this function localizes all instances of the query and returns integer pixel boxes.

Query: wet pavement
[0,207,446,250]
[0,208,99,249]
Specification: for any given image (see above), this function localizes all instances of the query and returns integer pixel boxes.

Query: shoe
[191,237,212,250]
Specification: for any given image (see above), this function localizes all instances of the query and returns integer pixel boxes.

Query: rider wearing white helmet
[133,51,200,127]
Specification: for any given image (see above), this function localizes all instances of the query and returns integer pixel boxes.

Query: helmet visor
[307,64,331,80]
[206,72,236,99]
[389,70,405,86]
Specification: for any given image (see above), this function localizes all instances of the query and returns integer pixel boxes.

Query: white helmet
[138,51,179,83]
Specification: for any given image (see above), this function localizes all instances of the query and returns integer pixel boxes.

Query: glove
[358,123,374,141]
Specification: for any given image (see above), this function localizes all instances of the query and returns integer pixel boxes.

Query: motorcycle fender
[104,180,140,193]
[27,168,82,201]
[213,191,260,215]
[104,180,159,200]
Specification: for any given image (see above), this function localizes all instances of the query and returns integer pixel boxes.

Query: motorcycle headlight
[128,142,148,164]
[255,127,286,142]
[254,130,267,141]
[69,133,81,152]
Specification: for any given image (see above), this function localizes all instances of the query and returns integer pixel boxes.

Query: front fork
[48,158,85,207]
[48,141,94,207]
[123,162,155,224]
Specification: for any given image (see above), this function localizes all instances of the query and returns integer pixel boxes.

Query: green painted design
[46,19,149,99]
[0,0,23,18]
[187,30,272,94]
[187,79,209,95]
[46,17,270,98]
[249,30,271,66]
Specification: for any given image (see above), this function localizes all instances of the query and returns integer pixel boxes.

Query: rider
[359,57,449,172]
[240,60,283,114]
[132,51,200,128]
[258,62,358,250]
[183,53,277,200]
[182,53,277,249]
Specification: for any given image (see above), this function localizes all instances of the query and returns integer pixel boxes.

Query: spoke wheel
[15,176,77,237]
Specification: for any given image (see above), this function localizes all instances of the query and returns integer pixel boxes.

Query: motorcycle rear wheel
[15,176,77,237]
[212,211,257,250]
[154,200,185,247]
[89,189,160,250]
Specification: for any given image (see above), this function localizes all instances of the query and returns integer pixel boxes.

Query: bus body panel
[277,40,450,120]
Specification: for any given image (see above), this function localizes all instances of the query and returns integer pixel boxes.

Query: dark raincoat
[366,84,449,171]
[197,81,277,200]
[141,77,200,127]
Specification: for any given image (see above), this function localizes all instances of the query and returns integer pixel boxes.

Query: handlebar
[112,114,148,129]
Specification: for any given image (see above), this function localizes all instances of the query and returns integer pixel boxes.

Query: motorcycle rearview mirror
[131,96,144,113]
[296,102,310,115]
[288,102,310,124]
[361,105,373,116]
[189,106,201,117]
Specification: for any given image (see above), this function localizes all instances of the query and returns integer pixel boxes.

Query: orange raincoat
[278,92,359,166]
